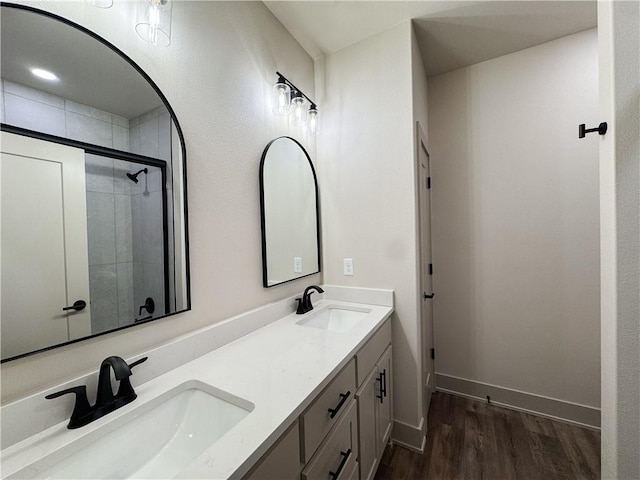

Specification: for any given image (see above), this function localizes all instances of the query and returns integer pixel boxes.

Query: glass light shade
[272,81,291,116]
[307,106,319,135]
[136,0,172,47]
[85,0,113,7]
[290,95,307,127]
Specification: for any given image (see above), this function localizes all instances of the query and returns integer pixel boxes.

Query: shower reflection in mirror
[85,154,169,331]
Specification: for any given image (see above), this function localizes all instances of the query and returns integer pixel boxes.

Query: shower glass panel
[85,154,168,333]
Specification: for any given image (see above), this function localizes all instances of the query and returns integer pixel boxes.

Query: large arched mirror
[260,137,320,287]
[0,3,190,361]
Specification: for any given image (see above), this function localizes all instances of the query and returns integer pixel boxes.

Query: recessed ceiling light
[30,68,59,82]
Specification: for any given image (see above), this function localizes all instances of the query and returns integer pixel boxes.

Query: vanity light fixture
[272,75,291,116]
[307,105,319,136]
[30,67,59,82]
[85,0,113,8]
[272,71,319,135]
[136,0,172,47]
[290,90,307,127]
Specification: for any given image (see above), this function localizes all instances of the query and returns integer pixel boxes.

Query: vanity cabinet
[302,400,359,480]
[356,329,392,480]
[301,359,356,462]
[245,420,303,480]
[244,319,391,480]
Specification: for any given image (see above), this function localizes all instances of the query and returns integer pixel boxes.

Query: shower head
[126,168,148,184]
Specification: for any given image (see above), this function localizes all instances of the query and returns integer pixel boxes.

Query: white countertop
[1,298,393,479]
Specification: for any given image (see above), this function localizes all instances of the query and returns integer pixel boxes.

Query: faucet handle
[115,357,148,401]
[45,386,92,427]
[128,356,148,369]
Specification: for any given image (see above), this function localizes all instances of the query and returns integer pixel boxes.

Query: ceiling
[263,1,597,77]
[1,7,163,119]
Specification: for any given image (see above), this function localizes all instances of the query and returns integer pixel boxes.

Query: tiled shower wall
[1,79,169,332]
[0,79,130,150]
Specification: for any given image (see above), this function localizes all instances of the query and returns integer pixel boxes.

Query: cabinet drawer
[244,420,302,480]
[301,359,356,462]
[302,400,358,480]
[356,320,391,387]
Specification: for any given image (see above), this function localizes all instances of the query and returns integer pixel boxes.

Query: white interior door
[417,126,435,422]
[1,132,90,359]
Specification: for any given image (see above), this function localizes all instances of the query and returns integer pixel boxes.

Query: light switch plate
[343,258,354,276]
[294,257,303,273]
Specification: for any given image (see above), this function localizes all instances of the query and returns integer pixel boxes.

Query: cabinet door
[376,346,393,453]
[245,420,302,480]
[356,368,379,480]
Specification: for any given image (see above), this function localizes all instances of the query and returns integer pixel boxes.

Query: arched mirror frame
[0,2,191,362]
[259,136,321,288]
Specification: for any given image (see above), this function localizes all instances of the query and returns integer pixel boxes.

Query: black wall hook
[579,122,607,138]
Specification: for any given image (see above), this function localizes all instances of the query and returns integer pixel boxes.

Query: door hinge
[427,177,431,189]
[429,263,433,275]
[430,348,435,360]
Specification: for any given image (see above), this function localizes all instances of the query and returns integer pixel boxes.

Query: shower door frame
[2,124,172,318]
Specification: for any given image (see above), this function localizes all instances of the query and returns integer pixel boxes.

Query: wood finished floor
[375,392,600,480]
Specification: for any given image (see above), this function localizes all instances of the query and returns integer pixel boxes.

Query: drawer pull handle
[329,448,352,480]
[376,373,384,403]
[382,368,387,398]
[328,391,351,419]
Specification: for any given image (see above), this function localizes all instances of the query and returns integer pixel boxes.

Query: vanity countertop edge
[1,296,394,479]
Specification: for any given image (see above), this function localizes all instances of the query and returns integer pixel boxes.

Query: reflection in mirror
[260,137,320,287]
[0,4,190,362]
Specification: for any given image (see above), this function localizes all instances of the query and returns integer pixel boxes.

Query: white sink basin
[11,381,253,479]
[296,305,371,332]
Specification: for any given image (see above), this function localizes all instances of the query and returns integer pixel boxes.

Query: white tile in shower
[138,116,159,158]
[86,191,116,266]
[89,264,119,334]
[112,114,129,128]
[141,190,164,266]
[139,106,161,124]
[4,93,66,137]
[3,80,65,108]
[112,124,130,152]
[158,113,172,162]
[66,111,112,148]
[131,194,143,263]
[129,125,140,154]
[85,154,114,194]
[132,261,145,316]
[115,194,133,263]
[116,262,135,326]
[143,261,165,317]
[65,99,112,123]
[145,167,163,193]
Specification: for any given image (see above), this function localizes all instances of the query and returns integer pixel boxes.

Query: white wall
[317,23,424,447]
[598,1,640,477]
[428,29,601,424]
[1,1,318,402]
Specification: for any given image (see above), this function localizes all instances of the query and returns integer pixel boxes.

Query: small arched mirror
[260,137,320,287]
[0,3,190,361]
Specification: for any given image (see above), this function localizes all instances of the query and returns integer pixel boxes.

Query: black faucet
[296,285,325,314]
[45,356,148,429]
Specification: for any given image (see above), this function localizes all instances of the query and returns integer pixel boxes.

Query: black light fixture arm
[276,71,317,108]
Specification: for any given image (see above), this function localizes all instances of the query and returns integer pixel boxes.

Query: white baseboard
[435,373,600,429]
[391,417,425,452]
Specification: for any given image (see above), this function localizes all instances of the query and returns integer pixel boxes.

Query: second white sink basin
[297,305,371,332]
[11,381,253,479]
